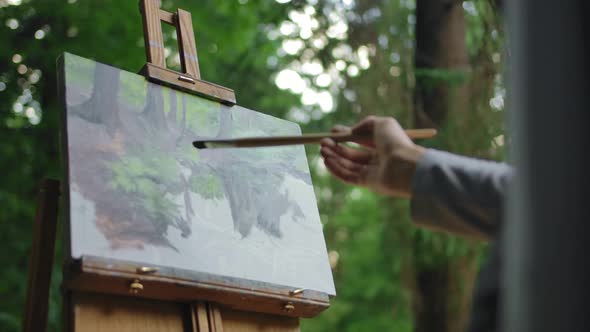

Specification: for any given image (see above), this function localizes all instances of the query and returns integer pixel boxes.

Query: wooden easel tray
[65,256,329,317]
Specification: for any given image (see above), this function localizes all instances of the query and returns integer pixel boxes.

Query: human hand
[319,116,426,198]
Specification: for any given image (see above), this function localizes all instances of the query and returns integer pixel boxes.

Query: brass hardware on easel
[136,266,158,274]
[129,279,144,294]
[178,75,196,84]
[283,302,295,312]
[289,288,305,296]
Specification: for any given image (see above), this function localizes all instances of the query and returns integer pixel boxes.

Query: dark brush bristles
[192,141,208,149]
[192,141,236,149]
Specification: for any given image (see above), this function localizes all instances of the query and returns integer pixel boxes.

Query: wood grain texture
[159,9,175,25]
[176,8,201,79]
[23,179,60,332]
[72,292,188,332]
[219,307,300,332]
[192,302,210,332]
[207,304,224,332]
[140,0,165,67]
[141,63,236,104]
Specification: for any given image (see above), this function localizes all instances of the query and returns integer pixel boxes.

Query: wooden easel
[24,1,332,331]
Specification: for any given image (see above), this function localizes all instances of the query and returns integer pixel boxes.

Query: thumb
[350,117,377,148]
[332,124,373,147]
[331,125,351,133]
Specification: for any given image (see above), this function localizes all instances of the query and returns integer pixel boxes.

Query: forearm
[410,149,513,240]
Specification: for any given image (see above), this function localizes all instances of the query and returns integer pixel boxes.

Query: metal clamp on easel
[138,0,236,105]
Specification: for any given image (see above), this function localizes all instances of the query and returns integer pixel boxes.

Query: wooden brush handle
[227,128,437,148]
[330,129,437,142]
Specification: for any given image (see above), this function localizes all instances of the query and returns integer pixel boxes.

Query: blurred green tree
[0,1,505,331]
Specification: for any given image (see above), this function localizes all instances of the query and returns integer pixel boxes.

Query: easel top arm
[139,0,236,105]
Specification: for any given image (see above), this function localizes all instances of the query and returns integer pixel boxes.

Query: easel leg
[23,179,60,332]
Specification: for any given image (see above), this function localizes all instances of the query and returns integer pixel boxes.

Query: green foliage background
[0,0,504,331]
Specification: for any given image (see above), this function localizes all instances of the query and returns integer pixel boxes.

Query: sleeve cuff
[410,149,442,227]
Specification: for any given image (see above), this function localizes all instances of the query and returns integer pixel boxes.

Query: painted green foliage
[65,52,310,249]
[109,153,185,228]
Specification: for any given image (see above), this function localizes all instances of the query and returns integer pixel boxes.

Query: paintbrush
[192,128,437,149]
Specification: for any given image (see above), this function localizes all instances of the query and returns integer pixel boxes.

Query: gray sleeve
[410,149,513,240]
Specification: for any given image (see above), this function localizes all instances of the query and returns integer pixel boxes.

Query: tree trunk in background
[413,1,478,332]
[414,0,470,127]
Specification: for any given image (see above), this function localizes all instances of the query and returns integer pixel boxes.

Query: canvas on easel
[61,52,335,300]
[51,1,336,331]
